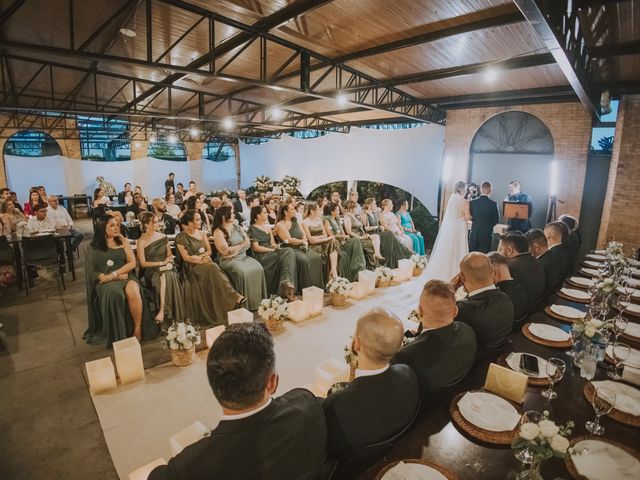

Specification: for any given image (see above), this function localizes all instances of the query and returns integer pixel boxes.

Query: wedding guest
[151,197,176,234]
[451,252,513,351]
[136,212,183,325]
[396,199,425,255]
[525,228,564,299]
[47,195,84,249]
[392,280,477,396]
[0,187,10,202]
[347,190,362,215]
[275,199,324,290]
[323,308,419,461]
[487,252,528,323]
[302,202,340,279]
[165,172,175,194]
[24,188,46,216]
[123,190,133,206]
[10,192,24,213]
[165,193,181,220]
[249,205,296,301]
[469,182,500,253]
[505,181,533,232]
[362,198,411,268]
[210,196,222,213]
[545,221,570,269]
[0,200,26,233]
[176,210,245,326]
[295,201,305,224]
[36,185,48,204]
[232,189,248,218]
[316,194,329,211]
[213,205,267,311]
[134,185,148,204]
[128,192,148,216]
[323,202,366,281]
[148,323,328,480]
[175,183,185,203]
[330,190,342,207]
[117,182,132,204]
[92,188,110,214]
[183,181,197,201]
[379,199,413,251]
[344,200,384,268]
[498,231,545,313]
[27,204,56,233]
[264,197,278,225]
[559,214,581,273]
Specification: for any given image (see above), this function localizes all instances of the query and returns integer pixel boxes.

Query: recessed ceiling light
[119,28,137,38]
[190,127,199,137]
[223,117,235,130]
[484,68,498,81]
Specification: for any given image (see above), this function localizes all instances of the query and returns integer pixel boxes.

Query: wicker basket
[412,266,423,277]
[376,279,391,288]
[265,316,284,332]
[171,346,195,366]
[330,293,347,306]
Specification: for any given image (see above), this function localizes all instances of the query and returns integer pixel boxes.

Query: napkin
[457,391,520,432]
[571,439,640,480]
[617,286,640,297]
[594,250,606,254]
[382,462,447,480]
[581,268,599,276]
[569,276,594,287]
[584,260,603,268]
[506,352,548,379]
[622,302,640,314]
[622,365,640,387]
[624,322,640,339]
[592,380,640,416]
[550,304,586,319]
[606,345,640,368]
[528,323,571,342]
[560,288,591,300]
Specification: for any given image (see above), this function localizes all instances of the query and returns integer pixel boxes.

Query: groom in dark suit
[469,182,500,253]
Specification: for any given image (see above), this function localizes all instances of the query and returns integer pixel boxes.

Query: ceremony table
[6,229,77,281]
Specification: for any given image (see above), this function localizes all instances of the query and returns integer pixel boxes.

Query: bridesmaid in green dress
[248,205,296,301]
[343,200,384,269]
[322,202,366,282]
[301,202,340,279]
[176,209,245,326]
[275,199,324,290]
[212,205,267,311]
[362,198,412,268]
[136,212,184,326]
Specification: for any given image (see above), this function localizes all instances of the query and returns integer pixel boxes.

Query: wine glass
[566,327,584,358]
[611,316,629,343]
[608,342,631,380]
[541,358,565,400]
[514,410,544,464]
[586,386,616,435]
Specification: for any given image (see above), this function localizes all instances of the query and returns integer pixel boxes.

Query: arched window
[3,130,61,157]
[202,141,236,162]
[77,116,131,161]
[148,141,187,161]
[358,122,425,130]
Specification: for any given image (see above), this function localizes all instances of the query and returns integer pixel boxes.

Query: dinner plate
[583,260,603,268]
[381,462,448,480]
[621,302,640,314]
[568,276,594,287]
[606,345,640,368]
[505,352,548,379]
[623,322,640,340]
[550,304,586,319]
[580,268,600,276]
[457,391,520,432]
[617,286,640,298]
[528,323,571,342]
[586,254,606,261]
[560,288,591,300]
[592,380,640,416]
[570,439,640,480]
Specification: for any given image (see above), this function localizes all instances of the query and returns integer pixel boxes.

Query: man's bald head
[460,252,493,283]
[355,308,404,363]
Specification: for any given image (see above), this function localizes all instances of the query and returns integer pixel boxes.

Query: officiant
[505,181,532,232]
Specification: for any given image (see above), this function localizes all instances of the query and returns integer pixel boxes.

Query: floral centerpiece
[254,175,273,193]
[280,175,301,194]
[165,321,201,366]
[410,255,427,276]
[258,295,288,332]
[375,266,393,287]
[343,336,358,378]
[209,189,233,199]
[327,276,352,306]
[511,411,574,480]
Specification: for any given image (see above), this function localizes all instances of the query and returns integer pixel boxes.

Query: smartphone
[519,353,540,375]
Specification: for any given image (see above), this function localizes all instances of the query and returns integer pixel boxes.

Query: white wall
[239,125,445,212]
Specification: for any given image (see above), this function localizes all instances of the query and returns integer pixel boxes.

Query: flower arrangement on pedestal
[254,175,273,193]
[327,277,352,306]
[258,296,288,332]
[280,175,302,194]
[165,321,201,366]
[209,189,233,199]
[375,266,393,287]
[410,255,427,276]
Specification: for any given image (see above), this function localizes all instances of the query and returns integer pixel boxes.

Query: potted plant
[410,254,428,276]
[375,266,393,288]
[165,321,201,366]
[258,295,288,332]
[326,276,352,306]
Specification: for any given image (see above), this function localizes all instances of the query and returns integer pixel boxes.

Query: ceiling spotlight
[270,107,284,120]
[190,127,200,137]
[223,117,235,130]
[168,134,178,144]
[336,93,348,106]
[484,68,498,82]
[119,28,137,38]
[134,142,141,148]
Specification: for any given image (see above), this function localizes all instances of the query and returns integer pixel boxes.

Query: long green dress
[142,236,185,325]
[307,223,340,281]
[84,245,156,348]
[323,216,367,282]
[279,219,324,290]
[216,224,267,311]
[367,212,412,269]
[345,212,378,270]
[248,225,296,296]
[175,232,238,326]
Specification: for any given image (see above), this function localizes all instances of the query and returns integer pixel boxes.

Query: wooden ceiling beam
[0,0,27,28]
[590,40,640,59]
[428,86,577,109]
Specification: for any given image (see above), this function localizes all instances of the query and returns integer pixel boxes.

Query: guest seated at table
[275,198,324,291]
[0,200,26,233]
[559,214,581,274]
[302,203,341,280]
[10,191,24,213]
[117,182,132,204]
[134,185,148,203]
[149,323,328,480]
[136,212,184,325]
[323,202,366,281]
[213,206,267,311]
[323,308,419,461]
[92,187,110,215]
[525,228,564,299]
[36,185,48,205]
[545,221,570,275]
[23,187,46,216]
[264,197,278,225]
[451,252,513,351]
[343,200,384,268]
[392,280,477,396]
[27,204,56,233]
[364,198,412,268]
[396,199,425,255]
[47,195,84,250]
[249,205,296,301]
[165,193,181,220]
[0,187,11,203]
[84,216,155,345]
[183,180,197,201]
[498,231,545,313]
[151,197,176,234]
[176,209,245,326]
[379,199,414,251]
[487,251,528,323]
[127,192,148,217]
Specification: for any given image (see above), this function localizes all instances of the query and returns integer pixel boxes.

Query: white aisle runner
[90,275,426,479]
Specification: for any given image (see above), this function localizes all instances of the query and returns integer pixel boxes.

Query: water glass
[612,316,629,343]
[579,344,598,380]
[514,411,544,464]
[608,342,631,380]
[593,332,609,362]
[566,328,584,358]
[541,358,565,400]
[586,386,616,435]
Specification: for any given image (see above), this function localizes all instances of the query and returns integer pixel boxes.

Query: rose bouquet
[326,276,352,295]
[258,296,288,331]
[280,175,301,194]
[410,255,428,269]
[165,321,201,351]
[375,266,393,287]
[254,175,273,192]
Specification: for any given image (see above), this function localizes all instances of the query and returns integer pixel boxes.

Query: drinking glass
[579,344,598,380]
[608,342,631,380]
[585,386,616,435]
[566,327,584,358]
[611,316,629,343]
[541,358,565,400]
[514,410,544,464]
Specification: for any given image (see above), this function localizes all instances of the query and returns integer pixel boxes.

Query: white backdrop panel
[239,125,445,212]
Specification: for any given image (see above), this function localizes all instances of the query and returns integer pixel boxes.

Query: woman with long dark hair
[23,188,45,216]
[322,202,366,281]
[396,199,425,255]
[301,202,340,279]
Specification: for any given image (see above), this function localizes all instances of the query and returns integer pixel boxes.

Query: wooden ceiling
[0,0,637,140]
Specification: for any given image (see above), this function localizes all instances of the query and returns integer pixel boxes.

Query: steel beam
[428,86,577,109]
[0,0,27,27]
[590,41,640,59]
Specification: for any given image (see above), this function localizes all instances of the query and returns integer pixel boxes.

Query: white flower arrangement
[343,336,356,366]
[606,240,624,256]
[254,175,273,192]
[375,266,393,281]
[198,247,205,254]
[512,411,574,460]
[257,296,288,321]
[165,321,201,351]
[326,276,352,295]
[281,175,301,193]
[106,259,114,267]
[410,254,427,269]
[596,277,618,294]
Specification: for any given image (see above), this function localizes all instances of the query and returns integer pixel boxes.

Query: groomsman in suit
[392,280,477,396]
[149,324,327,480]
[525,229,562,299]
[469,182,500,253]
[505,181,533,232]
[323,308,420,461]
[117,182,132,204]
[452,252,514,351]
[487,252,528,323]
[559,214,582,274]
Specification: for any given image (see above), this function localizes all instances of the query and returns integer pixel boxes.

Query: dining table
[6,228,77,281]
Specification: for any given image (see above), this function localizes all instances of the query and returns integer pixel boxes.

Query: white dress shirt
[27,215,56,232]
[220,398,273,421]
[355,364,389,378]
[47,205,74,228]
[467,284,497,298]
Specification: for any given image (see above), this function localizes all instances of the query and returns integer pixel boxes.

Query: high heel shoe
[236,295,248,309]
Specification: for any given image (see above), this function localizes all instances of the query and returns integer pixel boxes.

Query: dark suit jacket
[456,288,514,350]
[392,322,477,397]
[508,253,545,312]
[322,365,419,460]
[232,198,245,214]
[538,246,568,298]
[148,389,327,480]
[566,232,582,274]
[496,279,528,322]
[158,212,176,234]
[469,195,499,253]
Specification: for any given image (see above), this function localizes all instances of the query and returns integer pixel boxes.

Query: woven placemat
[375,458,458,480]
[556,291,591,304]
[521,323,572,349]
[497,354,550,387]
[565,436,640,479]
[583,382,640,428]
[449,391,519,446]
[544,306,581,324]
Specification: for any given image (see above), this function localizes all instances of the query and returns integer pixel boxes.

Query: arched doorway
[469,112,554,230]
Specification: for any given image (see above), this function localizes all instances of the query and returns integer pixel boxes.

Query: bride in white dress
[424,181,470,282]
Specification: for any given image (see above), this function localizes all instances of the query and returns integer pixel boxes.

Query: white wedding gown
[423,193,469,282]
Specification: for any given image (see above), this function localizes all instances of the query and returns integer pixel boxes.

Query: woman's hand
[164,255,175,264]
